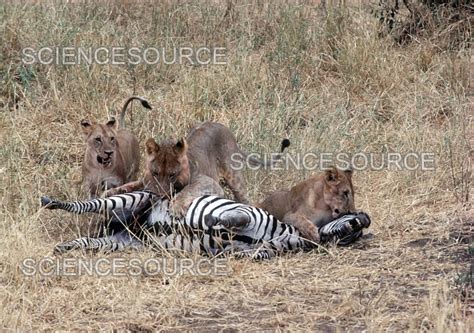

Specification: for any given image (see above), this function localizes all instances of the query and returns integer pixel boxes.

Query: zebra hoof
[41,196,57,209]
[348,212,371,231]
[234,249,274,260]
[349,218,362,231]
[53,244,71,254]
[356,212,371,228]
[204,214,218,228]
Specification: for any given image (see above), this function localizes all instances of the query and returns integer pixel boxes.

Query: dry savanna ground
[0,1,472,331]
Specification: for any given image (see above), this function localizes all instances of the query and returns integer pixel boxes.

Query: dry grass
[0,0,472,331]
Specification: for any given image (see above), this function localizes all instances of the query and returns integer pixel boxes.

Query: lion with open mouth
[80,96,151,198]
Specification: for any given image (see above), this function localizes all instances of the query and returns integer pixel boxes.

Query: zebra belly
[141,221,273,256]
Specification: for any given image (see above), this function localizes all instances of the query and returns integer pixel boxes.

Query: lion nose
[104,150,114,156]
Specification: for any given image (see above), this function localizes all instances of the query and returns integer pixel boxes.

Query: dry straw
[0,0,471,330]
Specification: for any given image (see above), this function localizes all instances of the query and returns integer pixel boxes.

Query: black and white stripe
[182,195,308,257]
[41,191,155,214]
[42,192,370,259]
[54,230,143,254]
[319,212,371,246]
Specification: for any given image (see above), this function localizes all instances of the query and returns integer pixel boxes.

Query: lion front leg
[282,212,320,243]
[82,178,99,199]
[169,191,197,217]
[170,175,225,217]
[104,180,144,197]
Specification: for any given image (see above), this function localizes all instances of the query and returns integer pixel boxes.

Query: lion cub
[81,96,151,198]
[257,167,356,242]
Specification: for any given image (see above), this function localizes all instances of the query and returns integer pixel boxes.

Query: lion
[256,167,356,242]
[106,121,289,214]
[81,96,152,198]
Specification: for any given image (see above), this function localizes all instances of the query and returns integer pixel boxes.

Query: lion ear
[106,117,117,129]
[81,119,93,136]
[175,138,188,154]
[324,166,340,184]
[145,138,159,155]
[343,167,353,179]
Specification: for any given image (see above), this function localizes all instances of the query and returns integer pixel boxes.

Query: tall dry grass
[0,0,472,330]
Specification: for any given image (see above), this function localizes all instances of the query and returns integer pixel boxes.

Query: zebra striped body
[41,192,370,259]
[183,195,308,258]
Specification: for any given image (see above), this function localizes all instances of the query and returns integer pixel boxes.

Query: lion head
[143,137,191,196]
[81,117,120,168]
[322,167,355,218]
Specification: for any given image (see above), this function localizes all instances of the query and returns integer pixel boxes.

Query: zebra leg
[54,236,120,254]
[204,209,250,230]
[232,248,275,260]
[41,196,61,210]
[40,191,155,215]
[54,230,140,254]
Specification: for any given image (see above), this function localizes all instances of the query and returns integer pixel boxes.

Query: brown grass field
[0,0,472,331]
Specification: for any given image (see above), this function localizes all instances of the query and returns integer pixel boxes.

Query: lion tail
[240,138,290,168]
[120,96,152,128]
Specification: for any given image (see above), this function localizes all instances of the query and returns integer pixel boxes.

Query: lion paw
[169,199,189,217]
[104,187,126,197]
[298,223,320,243]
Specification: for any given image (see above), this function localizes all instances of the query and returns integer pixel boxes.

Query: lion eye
[95,137,102,143]
[110,137,116,143]
[343,190,350,197]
